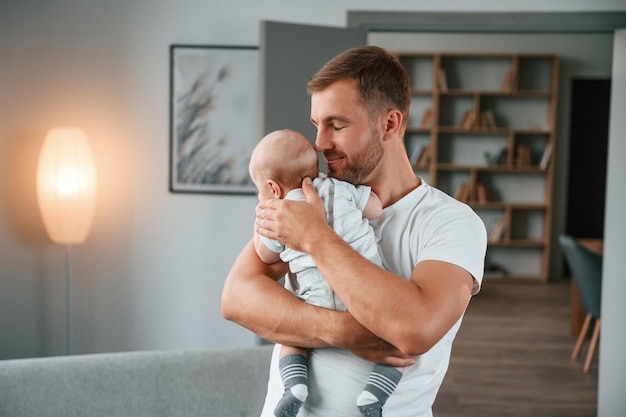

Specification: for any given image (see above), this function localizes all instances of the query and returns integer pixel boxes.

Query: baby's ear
[267,179,283,199]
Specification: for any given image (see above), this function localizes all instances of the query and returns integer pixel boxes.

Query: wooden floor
[433,279,598,417]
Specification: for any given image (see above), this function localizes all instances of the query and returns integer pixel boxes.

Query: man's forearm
[305,229,473,356]
[223,240,417,366]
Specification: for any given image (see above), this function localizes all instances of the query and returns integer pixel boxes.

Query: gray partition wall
[260,21,365,146]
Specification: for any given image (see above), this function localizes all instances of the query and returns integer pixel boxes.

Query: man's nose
[314,129,331,152]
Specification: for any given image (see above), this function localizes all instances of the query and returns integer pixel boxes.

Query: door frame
[347,11,626,34]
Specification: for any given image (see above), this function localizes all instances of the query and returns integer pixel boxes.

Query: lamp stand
[65,244,73,355]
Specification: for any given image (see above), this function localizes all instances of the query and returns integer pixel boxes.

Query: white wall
[1,0,625,359]
[598,28,626,417]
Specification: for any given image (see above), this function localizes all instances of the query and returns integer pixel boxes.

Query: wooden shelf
[406,127,432,134]
[410,89,434,96]
[437,126,551,135]
[399,52,559,282]
[435,163,546,173]
[440,89,551,97]
[469,202,547,210]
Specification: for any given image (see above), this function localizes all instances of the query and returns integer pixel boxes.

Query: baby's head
[249,129,319,201]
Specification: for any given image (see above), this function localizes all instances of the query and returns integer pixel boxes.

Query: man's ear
[267,179,283,199]
[383,109,402,140]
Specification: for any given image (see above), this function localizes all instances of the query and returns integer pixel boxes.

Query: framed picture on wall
[170,44,259,194]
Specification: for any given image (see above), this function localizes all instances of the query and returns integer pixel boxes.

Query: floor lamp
[36,127,98,355]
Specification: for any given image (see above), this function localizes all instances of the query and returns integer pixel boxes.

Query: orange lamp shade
[36,127,98,244]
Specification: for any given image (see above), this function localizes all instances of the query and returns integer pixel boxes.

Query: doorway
[565,78,611,240]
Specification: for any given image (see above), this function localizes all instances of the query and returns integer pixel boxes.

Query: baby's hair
[250,129,319,192]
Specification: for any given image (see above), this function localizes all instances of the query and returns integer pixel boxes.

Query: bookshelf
[399,52,559,282]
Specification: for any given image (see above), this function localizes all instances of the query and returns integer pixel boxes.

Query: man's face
[310,79,384,185]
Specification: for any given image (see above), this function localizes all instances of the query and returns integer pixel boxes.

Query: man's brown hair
[307,46,411,131]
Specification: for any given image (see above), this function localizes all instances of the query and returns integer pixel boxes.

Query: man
[222,45,487,417]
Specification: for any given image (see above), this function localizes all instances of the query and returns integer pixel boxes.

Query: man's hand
[255,177,329,253]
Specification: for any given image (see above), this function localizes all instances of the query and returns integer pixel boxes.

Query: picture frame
[169,44,259,194]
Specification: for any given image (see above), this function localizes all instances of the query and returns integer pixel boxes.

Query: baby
[249,129,403,417]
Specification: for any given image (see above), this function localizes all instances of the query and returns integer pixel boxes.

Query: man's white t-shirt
[260,179,487,417]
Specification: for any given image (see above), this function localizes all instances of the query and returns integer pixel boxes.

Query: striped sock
[274,354,308,417]
[356,364,403,417]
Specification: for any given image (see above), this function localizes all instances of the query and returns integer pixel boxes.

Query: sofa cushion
[0,345,273,417]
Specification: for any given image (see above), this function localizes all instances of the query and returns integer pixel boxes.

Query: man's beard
[324,128,384,185]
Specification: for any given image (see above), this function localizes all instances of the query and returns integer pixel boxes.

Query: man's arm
[361,190,382,220]
[254,180,476,356]
[221,239,415,366]
[253,232,281,264]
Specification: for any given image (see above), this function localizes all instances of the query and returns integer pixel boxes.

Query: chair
[559,234,603,373]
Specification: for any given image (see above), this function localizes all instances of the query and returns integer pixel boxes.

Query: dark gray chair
[559,233,603,373]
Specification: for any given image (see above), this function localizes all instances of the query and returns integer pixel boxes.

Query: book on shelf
[500,68,517,93]
[419,108,433,129]
[485,109,497,130]
[475,111,496,131]
[488,219,506,242]
[476,182,489,204]
[539,142,553,169]
[459,109,477,130]
[515,144,532,167]
[477,112,487,130]
[454,182,471,203]
[437,68,448,92]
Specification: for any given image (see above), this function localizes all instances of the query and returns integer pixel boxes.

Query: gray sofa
[0,345,273,417]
